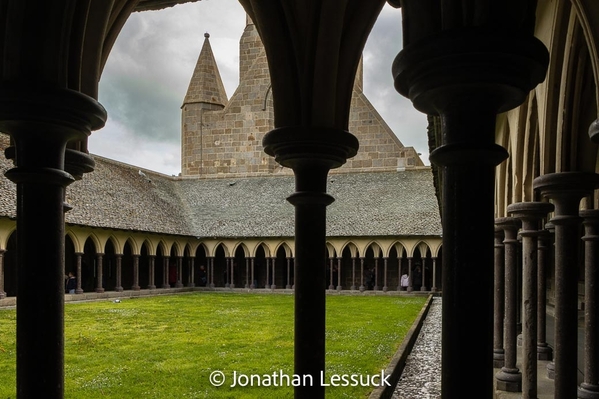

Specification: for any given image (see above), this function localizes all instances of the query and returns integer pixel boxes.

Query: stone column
[495,217,522,392]
[383,257,388,292]
[224,258,230,288]
[493,224,506,368]
[132,255,140,291]
[114,254,123,292]
[286,257,292,289]
[373,257,379,291]
[264,258,270,289]
[96,254,105,293]
[393,6,547,396]
[75,252,83,294]
[359,257,365,292]
[407,257,413,292]
[431,257,438,292]
[231,259,236,289]
[176,256,183,288]
[420,258,427,291]
[350,257,356,291]
[148,256,156,290]
[270,258,275,290]
[263,123,358,399]
[250,258,255,289]
[336,257,342,291]
[579,210,599,398]
[245,258,250,289]
[507,202,554,399]
[188,258,195,288]
[0,249,5,299]
[537,227,553,361]
[328,258,334,290]
[209,257,215,288]
[162,256,170,288]
[533,172,599,398]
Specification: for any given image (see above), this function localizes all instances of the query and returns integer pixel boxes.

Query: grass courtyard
[0,292,427,398]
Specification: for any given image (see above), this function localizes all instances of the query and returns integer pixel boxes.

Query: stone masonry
[180,15,424,178]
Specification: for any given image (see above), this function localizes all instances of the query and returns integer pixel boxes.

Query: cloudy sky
[92,0,429,176]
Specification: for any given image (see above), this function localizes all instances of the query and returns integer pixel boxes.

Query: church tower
[180,16,424,178]
[181,33,229,176]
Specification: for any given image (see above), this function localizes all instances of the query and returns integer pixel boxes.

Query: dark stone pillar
[188,258,195,288]
[351,257,356,291]
[431,257,438,292]
[209,257,215,288]
[148,255,156,290]
[132,255,140,291]
[96,254,105,293]
[245,258,250,289]
[176,256,183,288]
[0,249,5,299]
[383,257,388,292]
[328,258,334,290]
[336,257,342,291]
[75,252,83,294]
[162,256,170,289]
[493,224,506,368]
[231,258,237,289]
[250,257,255,289]
[1,87,106,399]
[578,209,599,399]
[496,217,522,391]
[407,257,413,292]
[225,258,231,288]
[373,257,379,291]
[264,257,270,289]
[508,202,554,399]
[359,257,365,292]
[270,257,275,290]
[533,172,599,399]
[420,257,427,291]
[115,254,123,292]
[263,125,358,399]
[537,227,553,361]
[286,257,292,289]
[393,6,548,396]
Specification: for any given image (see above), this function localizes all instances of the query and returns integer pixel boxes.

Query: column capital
[507,201,554,236]
[533,172,599,220]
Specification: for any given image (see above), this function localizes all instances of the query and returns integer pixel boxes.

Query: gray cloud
[94,1,430,173]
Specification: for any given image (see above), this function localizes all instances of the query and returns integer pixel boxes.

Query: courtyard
[0,292,426,398]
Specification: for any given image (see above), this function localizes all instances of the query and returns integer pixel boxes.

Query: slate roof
[0,134,441,238]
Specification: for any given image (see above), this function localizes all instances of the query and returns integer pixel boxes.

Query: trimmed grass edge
[368,293,435,399]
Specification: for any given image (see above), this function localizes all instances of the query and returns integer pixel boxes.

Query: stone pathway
[393,297,442,399]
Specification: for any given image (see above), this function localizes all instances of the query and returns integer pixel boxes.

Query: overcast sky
[92,0,429,176]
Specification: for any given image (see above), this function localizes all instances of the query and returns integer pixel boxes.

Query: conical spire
[183,33,228,107]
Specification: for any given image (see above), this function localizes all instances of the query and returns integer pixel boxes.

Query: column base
[175,283,184,288]
[336,286,342,291]
[547,362,555,379]
[162,284,170,289]
[383,286,388,292]
[421,286,428,291]
[493,350,505,368]
[374,286,379,291]
[249,284,255,289]
[407,287,413,292]
[0,291,5,299]
[350,285,356,291]
[231,284,236,289]
[95,288,105,293]
[286,285,292,289]
[495,368,522,392]
[328,285,334,290]
[187,283,195,288]
[148,285,156,290]
[132,286,140,291]
[75,289,83,294]
[359,285,365,292]
[537,343,553,360]
[579,383,599,398]
[115,287,123,292]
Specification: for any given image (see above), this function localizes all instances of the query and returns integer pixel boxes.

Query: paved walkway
[393,297,442,399]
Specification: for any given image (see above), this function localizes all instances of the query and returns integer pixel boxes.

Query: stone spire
[183,33,228,107]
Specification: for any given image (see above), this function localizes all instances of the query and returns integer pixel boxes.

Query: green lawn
[0,293,427,398]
